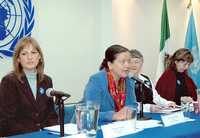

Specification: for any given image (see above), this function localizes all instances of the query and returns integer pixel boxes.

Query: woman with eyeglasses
[156,48,197,105]
[129,49,176,113]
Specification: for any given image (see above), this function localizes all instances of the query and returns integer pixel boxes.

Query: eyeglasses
[130,58,143,64]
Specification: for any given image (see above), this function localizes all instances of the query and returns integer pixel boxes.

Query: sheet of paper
[161,111,195,127]
[101,119,143,138]
[44,123,78,135]
[159,107,183,114]
[136,120,162,129]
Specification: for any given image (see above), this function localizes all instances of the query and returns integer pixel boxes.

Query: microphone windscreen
[46,88,54,97]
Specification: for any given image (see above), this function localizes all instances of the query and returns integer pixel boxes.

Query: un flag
[185,11,200,89]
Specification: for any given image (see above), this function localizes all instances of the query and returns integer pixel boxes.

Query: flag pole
[187,0,192,9]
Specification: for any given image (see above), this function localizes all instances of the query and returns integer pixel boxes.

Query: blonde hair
[13,37,44,82]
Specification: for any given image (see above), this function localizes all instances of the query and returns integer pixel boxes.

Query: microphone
[131,76,151,89]
[46,88,71,98]
[131,75,144,84]
[131,75,152,120]
[46,88,70,136]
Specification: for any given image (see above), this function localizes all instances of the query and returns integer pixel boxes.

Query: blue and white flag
[185,10,200,88]
[0,0,35,58]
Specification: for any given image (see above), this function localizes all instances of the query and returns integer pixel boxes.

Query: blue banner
[185,11,200,88]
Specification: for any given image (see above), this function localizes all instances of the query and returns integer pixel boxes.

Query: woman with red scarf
[83,45,137,122]
[156,48,197,105]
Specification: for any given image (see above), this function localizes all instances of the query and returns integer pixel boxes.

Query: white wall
[1,0,200,102]
[112,0,200,81]
[33,0,110,102]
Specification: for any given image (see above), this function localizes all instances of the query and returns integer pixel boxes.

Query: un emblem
[0,0,35,58]
[190,46,200,74]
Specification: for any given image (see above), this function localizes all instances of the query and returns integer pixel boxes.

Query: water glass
[75,102,99,137]
[181,99,190,112]
[194,89,200,114]
[193,101,199,114]
[127,106,137,130]
[180,96,194,112]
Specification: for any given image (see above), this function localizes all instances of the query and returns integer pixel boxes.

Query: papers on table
[101,119,163,138]
[161,111,195,127]
[101,112,196,138]
[44,112,196,138]
[158,106,183,114]
[44,123,78,135]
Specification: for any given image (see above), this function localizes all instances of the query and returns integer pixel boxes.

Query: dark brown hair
[167,48,193,69]
[99,45,129,70]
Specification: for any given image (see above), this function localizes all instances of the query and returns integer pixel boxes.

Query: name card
[101,119,143,138]
[161,111,192,127]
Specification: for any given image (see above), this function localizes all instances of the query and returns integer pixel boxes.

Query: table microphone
[46,88,71,137]
[131,76,151,89]
[46,88,71,98]
[131,75,152,120]
[131,75,144,84]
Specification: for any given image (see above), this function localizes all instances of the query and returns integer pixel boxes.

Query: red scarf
[107,70,126,112]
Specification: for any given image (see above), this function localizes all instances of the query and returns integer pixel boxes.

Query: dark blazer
[0,72,58,137]
[83,69,137,122]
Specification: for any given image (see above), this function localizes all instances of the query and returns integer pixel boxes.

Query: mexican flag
[155,0,170,83]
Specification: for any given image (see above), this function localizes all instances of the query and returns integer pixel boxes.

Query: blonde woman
[0,37,58,137]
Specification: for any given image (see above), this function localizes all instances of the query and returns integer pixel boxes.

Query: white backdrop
[1,0,200,102]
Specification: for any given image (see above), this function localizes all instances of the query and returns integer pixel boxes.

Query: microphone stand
[138,82,151,120]
[131,76,152,120]
[55,96,65,137]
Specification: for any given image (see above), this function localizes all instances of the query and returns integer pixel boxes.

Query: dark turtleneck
[174,71,189,105]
